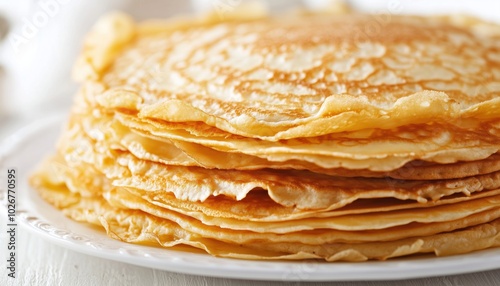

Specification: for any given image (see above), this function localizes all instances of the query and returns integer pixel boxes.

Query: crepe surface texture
[30,6,500,261]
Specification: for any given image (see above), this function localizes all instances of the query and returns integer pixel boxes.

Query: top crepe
[74,10,500,140]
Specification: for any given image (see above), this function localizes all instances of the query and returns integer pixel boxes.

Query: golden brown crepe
[31,165,500,261]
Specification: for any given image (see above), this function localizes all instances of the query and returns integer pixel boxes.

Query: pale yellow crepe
[54,121,500,210]
[73,108,500,180]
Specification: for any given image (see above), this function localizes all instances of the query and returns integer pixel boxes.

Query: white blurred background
[0,0,499,139]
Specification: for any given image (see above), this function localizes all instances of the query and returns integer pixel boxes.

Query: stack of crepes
[30,8,500,261]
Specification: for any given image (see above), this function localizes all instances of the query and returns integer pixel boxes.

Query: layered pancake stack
[30,9,500,261]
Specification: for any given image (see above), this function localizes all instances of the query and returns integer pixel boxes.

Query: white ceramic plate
[1,114,500,282]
